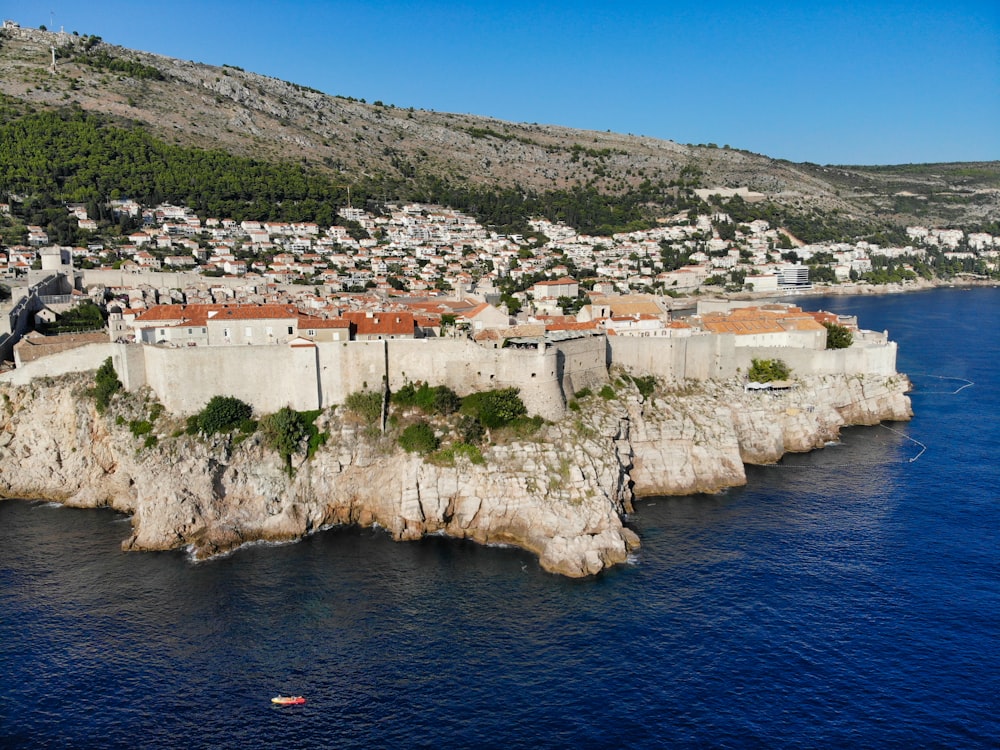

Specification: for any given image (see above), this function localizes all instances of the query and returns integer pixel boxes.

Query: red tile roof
[342,311,415,336]
[134,303,304,328]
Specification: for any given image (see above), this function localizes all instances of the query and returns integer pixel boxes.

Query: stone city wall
[1,274,67,363]
[36,329,897,418]
[609,333,897,381]
[1,342,115,386]
[609,334,737,381]
[116,335,609,420]
[732,341,898,377]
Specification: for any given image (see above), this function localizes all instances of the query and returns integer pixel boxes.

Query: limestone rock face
[0,372,911,577]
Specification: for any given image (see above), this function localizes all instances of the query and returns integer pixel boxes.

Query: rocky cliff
[0,372,911,577]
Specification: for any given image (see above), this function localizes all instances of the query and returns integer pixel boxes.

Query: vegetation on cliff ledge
[748,358,792,383]
[91,357,121,414]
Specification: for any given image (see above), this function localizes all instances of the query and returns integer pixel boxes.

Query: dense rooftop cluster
[3,198,998,304]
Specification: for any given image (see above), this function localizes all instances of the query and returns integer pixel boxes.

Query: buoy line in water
[880,423,927,462]
[761,372,969,470]
[907,373,975,395]
[761,424,928,469]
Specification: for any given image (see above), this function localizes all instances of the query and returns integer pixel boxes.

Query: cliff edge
[0,372,911,576]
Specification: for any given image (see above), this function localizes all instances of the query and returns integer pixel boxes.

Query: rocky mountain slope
[2,25,997,229]
[0,372,911,577]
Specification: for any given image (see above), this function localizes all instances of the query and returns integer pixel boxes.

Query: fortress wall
[0,343,115,386]
[553,336,610,397]
[608,335,736,382]
[386,339,489,393]
[86,331,897,421]
[684,334,738,380]
[729,329,825,350]
[142,345,323,415]
[316,341,387,406]
[112,343,147,391]
[1,275,62,361]
[733,341,898,377]
[607,337,688,381]
[386,338,568,420]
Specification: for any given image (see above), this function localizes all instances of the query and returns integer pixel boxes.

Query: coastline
[0,370,911,577]
[727,276,999,304]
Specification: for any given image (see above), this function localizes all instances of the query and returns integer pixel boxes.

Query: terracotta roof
[342,311,415,336]
[545,319,601,332]
[207,304,299,321]
[533,276,578,286]
[701,307,825,335]
[134,303,301,327]
[807,311,840,325]
[472,323,546,342]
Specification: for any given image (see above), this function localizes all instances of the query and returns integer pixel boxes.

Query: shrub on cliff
[392,382,461,415]
[93,357,121,413]
[345,390,383,425]
[260,406,311,475]
[823,322,854,349]
[621,373,657,399]
[748,358,791,383]
[398,420,439,454]
[460,388,527,429]
[194,395,253,434]
[458,414,485,445]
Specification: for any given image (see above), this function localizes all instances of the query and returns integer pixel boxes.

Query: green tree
[196,396,253,434]
[823,322,854,349]
[260,407,311,474]
[398,420,439,454]
[93,357,121,413]
[461,388,527,429]
[748,358,791,383]
[42,300,104,334]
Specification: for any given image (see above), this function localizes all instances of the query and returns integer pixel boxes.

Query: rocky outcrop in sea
[0,372,911,576]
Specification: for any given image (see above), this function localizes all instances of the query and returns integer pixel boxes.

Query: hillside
[1,24,997,233]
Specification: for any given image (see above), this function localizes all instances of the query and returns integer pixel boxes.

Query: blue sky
[16,0,1000,165]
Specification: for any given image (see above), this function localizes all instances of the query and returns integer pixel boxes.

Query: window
[308,329,315,337]
[287,326,293,335]
[223,327,231,339]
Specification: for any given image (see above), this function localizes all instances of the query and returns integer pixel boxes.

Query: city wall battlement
[104,330,897,420]
[113,335,612,421]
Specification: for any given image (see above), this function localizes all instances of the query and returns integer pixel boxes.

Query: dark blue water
[2,288,998,749]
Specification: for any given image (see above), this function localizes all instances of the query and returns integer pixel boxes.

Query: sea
[1,287,998,749]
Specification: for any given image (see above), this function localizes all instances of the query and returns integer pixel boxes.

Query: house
[130,304,303,346]
[298,317,352,342]
[131,304,211,346]
[530,276,579,299]
[603,314,671,337]
[205,305,302,346]
[342,311,416,340]
[698,305,826,349]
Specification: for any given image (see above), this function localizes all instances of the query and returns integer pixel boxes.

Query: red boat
[271,695,306,705]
